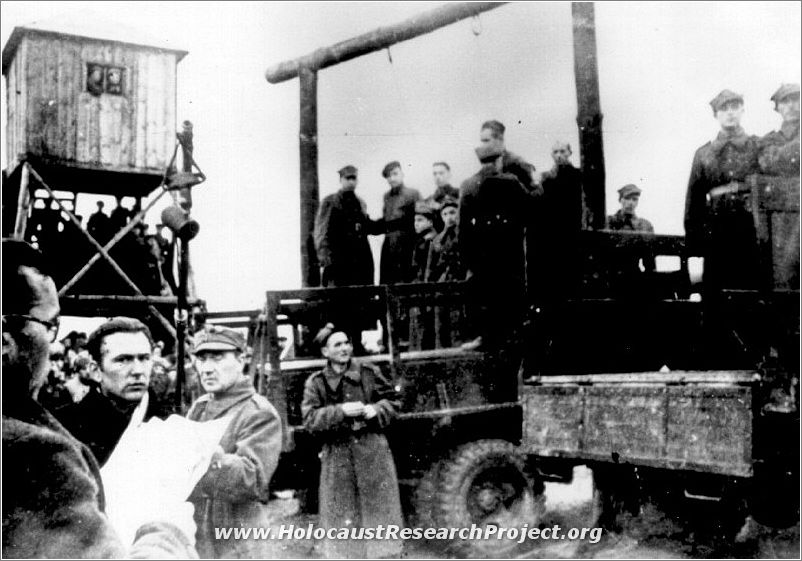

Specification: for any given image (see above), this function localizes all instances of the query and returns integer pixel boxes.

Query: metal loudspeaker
[161,205,200,241]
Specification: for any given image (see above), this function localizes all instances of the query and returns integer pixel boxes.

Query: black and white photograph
[1,1,800,559]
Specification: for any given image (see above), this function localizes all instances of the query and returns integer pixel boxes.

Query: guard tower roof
[2,14,188,75]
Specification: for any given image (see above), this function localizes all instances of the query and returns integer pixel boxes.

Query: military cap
[475,143,503,164]
[770,83,800,105]
[381,161,402,178]
[709,89,743,112]
[338,165,358,178]
[617,184,642,198]
[440,195,458,210]
[193,325,246,353]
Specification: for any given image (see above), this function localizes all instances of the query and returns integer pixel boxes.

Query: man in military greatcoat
[379,161,421,285]
[187,326,282,559]
[684,89,761,291]
[314,165,380,287]
[426,161,460,232]
[301,324,403,559]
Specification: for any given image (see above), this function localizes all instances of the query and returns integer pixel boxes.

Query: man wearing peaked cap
[314,164,382,288]
[759,83,800,177]
[185,325,282,558]
[608,184,654,233]
[379,160,421,285]
[337,164,358,178]
[684,88,761,291]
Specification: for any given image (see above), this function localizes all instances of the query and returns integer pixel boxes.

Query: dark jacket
[427,223,463,282]
[380,185,421,284]
[759,120,800,177]
[2,397,194,558]
[684,127,761,253]
[301,361,403,558]
[412,228,437,282]
[187,378,282,559]
[55,389,171,466]
[459,167,534,288]
[314,189,379,287]
[684,127,762,289]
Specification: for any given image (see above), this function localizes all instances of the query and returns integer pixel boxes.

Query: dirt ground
[263,467,799,559]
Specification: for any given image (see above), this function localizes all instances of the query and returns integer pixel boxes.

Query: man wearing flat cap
[606,184,656,293]
[301,324,403,558]
[379,160,422,285]
[314,165,382,288]
[186,325,282,558]
[684,89,761,291]
[55,316,172,466]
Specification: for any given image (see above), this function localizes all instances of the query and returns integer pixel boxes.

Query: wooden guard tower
[2,19,204,389]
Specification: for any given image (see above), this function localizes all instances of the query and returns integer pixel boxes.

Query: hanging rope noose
[386,46,393,64]
[471,14,483,36]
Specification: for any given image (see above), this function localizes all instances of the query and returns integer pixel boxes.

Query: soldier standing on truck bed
[684,89,761,292]
[301,324,403,559]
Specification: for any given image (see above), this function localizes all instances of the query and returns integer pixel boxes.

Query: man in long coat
[459,143,535,381]
[187,326,282,558]
[541,141,585,299]
[379,161,421,285]
[315,165,380,287]
[301,324,403,558]
[684,89,761,291]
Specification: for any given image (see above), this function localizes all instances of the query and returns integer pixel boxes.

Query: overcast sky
[2,1,800,315]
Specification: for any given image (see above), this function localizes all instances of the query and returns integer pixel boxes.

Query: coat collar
[710,126,750,153]
[202,377,254,417]
[324,360,362,383]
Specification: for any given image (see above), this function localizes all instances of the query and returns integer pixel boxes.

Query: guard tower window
[86,63,125,96]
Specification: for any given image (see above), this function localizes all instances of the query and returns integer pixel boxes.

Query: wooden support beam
[572,2,606,230]
[24,163,177,338]
[265,2,507,84]
[299,67,320,287]
[13,163,31,239]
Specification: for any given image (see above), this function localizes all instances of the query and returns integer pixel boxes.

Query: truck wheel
[435,439,544,558]
[411,459,443,529]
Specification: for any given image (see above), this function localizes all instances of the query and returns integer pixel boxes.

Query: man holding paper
[187,325,282,558]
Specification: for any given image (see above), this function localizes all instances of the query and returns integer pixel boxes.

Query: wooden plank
[25,36,44,156]
[162,53,176,170]
[529,371,757,386]
[43,38,60,158]
[18,38,29,161]
[134,50,148,169]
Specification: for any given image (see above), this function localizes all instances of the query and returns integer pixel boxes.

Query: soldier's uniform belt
[708,182,749,200]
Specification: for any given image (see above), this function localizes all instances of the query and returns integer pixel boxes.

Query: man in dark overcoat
[459,143,535,362]
[314,165,380,287]
[301,324,403,558]
[187,326,282,558]
[379,161,421,285]
[2,239,195,558]
[684,89,762,291]
[55,317,172,466]
[541,141,585,299]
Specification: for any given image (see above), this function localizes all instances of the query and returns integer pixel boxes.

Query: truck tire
[411,459,443,529]
[434,439,544,558]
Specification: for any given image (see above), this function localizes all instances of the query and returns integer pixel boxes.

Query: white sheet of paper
[100,414,232,546]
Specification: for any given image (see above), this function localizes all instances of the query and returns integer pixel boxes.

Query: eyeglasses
[3,314,60,343]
